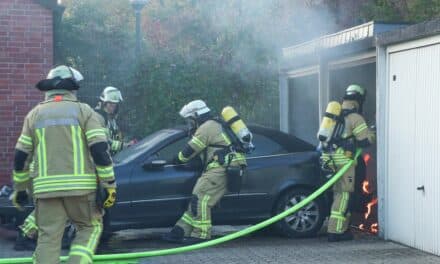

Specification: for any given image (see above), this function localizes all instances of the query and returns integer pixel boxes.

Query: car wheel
[274,188,325,238]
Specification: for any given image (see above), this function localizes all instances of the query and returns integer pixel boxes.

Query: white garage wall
[386,35,440,256]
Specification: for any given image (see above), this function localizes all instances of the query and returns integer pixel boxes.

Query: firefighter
[162,100,247,244]
[320,84,375,242]
[11,65,116,263]
[13,86,127,251]
[95,86,134,155]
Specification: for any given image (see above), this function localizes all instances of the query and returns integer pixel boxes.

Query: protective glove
[103,187,116,208]
[11,190,28,211]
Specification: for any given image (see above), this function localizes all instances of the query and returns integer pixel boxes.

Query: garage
[279,21,403,234]
[281,19,440,255]
[376,23,440,256]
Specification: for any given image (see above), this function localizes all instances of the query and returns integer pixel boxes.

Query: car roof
[172,123,315,152]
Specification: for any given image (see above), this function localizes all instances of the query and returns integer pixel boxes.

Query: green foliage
[56,0,440,139]
[58,0,287,138]
[361,0,440,22]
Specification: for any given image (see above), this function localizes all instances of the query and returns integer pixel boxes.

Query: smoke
[143,0,339,73]
[193,0,339,70]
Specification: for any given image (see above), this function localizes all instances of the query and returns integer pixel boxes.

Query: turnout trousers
[176,167,227,239]
[33,192,102,264]
[328,165,355,234]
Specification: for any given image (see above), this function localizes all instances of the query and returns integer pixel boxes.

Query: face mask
[186,118,197,136]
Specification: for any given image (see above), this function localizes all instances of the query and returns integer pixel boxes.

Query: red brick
[0,0,53,183]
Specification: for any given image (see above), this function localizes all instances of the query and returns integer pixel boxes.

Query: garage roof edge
[376,19,440,46]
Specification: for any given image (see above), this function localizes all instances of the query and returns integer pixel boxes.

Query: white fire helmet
[47,65,83,82]
[100,86,123,103]
[179,100,211,119]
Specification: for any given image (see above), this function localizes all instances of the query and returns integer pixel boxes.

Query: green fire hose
[0,150,361,264]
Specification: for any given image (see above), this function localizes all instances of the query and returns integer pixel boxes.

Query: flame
[364,198,378,220]
[362,180,370,194]
[363,153,371,164]
[371,223,378,233]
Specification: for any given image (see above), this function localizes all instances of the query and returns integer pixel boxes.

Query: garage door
[386,41,440,255]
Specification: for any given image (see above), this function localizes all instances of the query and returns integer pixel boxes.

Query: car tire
[274,187,325,238]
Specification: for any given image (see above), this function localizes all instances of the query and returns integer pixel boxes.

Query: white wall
[384,35,440,256]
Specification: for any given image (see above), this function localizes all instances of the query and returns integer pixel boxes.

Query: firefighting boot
[328,231,354,242]
[14,230,36,251]
[182,236,208,245]
[161,226,185,243]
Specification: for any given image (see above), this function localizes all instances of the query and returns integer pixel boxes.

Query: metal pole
[135,9,141,58]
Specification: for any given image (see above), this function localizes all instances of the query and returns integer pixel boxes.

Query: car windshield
[113,129,182,164]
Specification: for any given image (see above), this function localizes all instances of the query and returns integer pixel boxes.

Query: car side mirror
[142,160,167,170]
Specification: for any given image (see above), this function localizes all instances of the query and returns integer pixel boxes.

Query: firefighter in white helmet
[162,100,247,244]
[12,65,116,263]
[95,86,134,155]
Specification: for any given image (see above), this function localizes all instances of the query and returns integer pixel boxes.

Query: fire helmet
[100,86,123,103]
[344,84,366,103]
[36,65,83,91]
[179,100,211,119]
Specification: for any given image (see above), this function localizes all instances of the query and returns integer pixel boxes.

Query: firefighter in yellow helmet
[11,65,117,263]
[162,100,247,244]
[320,84,375,242]
[95,86,134,155]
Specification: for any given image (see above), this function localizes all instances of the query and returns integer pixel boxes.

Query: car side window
[155,137,188,160]
[247,134,287,157]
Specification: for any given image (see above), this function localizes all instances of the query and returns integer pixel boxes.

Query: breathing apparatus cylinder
[317,101,342,143]
[221,106,253,152]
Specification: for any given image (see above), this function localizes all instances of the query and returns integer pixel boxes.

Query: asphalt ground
[1,226,440,264]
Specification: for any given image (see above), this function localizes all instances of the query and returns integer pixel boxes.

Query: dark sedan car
[0,125,328,238]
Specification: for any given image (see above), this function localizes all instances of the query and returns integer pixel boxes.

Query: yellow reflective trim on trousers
[182,213,193,225]
[200,195,211,239]
[339,192,349,215]
[86,218,102,252]
[70,244,93,263]
[35,129,47,177]
[336,192,349,233]
[69,252,92,264]
[22,215,38,235]
[183,213,210,228]
[191,136,206,149]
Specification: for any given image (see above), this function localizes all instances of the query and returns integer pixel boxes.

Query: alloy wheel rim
[284,195,320,232]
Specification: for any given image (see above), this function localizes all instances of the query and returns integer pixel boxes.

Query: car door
[130,132,244,227]
[129,135,199,227]
[237,132,319,219]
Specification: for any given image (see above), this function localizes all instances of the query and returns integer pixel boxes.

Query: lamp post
[130,0,148,58]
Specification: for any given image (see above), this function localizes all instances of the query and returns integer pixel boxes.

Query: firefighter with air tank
[162,100,254,244]
[317,84,375,242]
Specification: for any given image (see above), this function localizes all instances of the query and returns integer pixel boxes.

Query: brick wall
[0,0,54,185]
